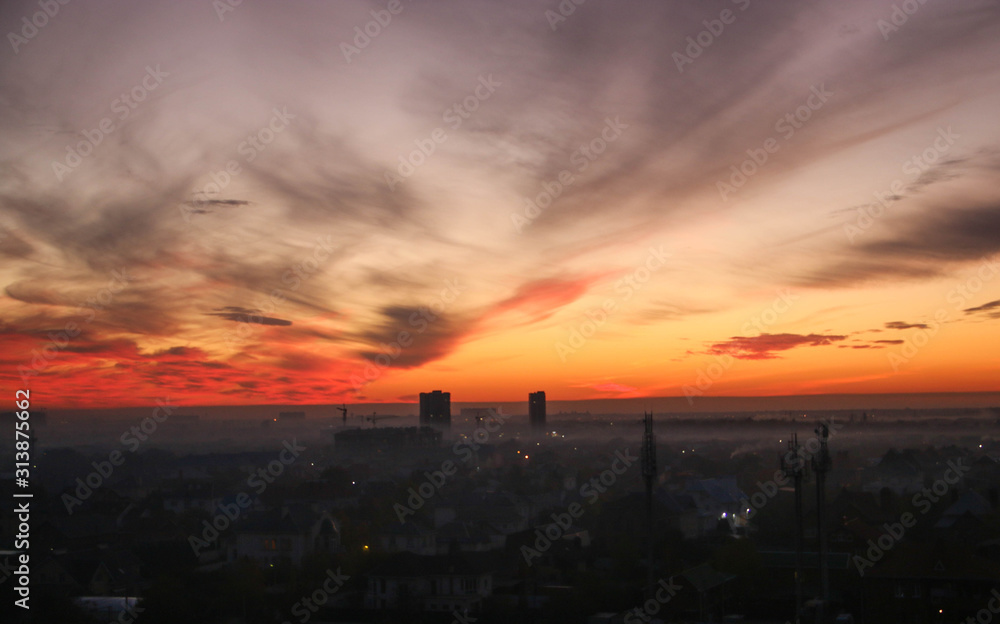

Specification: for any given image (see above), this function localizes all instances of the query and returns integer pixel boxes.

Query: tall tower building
[529,391,546,436]
[419,390,451,432]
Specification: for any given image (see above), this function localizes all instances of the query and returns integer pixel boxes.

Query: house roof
[874,449,923,476]
[680,562,736,593]
[937,489,992,525]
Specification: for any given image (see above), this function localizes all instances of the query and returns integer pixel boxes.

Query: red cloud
[487,275,607,324]
[707,333,847,360]
[1,327,362,408]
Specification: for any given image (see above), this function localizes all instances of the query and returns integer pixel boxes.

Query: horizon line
[37,390,1000,413]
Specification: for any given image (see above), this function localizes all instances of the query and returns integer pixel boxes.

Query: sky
[1,0,999,410]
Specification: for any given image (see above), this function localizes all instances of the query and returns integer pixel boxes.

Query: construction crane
[335,404,347,425]
[364,412,398,428]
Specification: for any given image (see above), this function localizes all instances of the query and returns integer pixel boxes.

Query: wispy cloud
[885,321,930,330]
[964,299,1000,319]
[208,307,293,326]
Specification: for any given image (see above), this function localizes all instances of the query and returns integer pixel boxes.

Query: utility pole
[641,411,657,595]
[781,433,807,624]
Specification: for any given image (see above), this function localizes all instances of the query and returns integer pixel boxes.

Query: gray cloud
[352,305,473,369]
[964,299,1000,320]
[208,307,292,326]
[885,321,930,330]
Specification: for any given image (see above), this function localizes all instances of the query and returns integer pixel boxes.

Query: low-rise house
[436,521,504,554]
[378,521,437,555]
[160,481,222,515]
[365,552,493,613]
[229,505,340,566]
[862,449,925,496]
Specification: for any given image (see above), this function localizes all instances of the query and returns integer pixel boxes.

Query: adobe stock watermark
[19,269,133,384]
[887,254,999,372]
[884,311,947,372]
[113,601,144,624]
[876,0,932,41]
[394,409,510,522]
[624,577,683,624]
[452,409,510,464]
[682,289,798,405]
[51,65,169,181]
[555,245,669,362]
[280,568,350,624]
[716,84,833,201]
[852,457,970,576]
[512,116,628,232]
[188,438,306,555]
[182,107,295,222]
[341,0,409,63]
[384,74,501,191]
[7,0,72,55]
[392,461,458,523]
[961,589,1000,624]
[844,126,959,243]
[62,398,177,515]
[947,255,1000,310]
[672,0,752,73]
[211,0,243,22]
[350,279,465,390]
[521,448,637,565]
[449,610,478,624]
[221,235,335,349]
[543,0,589,31]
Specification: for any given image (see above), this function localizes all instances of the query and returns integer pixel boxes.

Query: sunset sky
[1,0,999,409]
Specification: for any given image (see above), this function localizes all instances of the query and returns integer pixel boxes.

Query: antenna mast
[641,411,657,594]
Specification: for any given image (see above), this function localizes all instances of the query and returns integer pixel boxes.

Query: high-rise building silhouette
[529,391,546,436]
[419,390,451,432]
